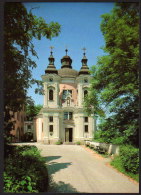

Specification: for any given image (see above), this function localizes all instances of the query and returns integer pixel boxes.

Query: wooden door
[65,128,69,142]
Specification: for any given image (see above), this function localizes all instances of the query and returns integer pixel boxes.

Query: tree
[4,2,61,138]
[84,3,139,147]
[25,104,42,121]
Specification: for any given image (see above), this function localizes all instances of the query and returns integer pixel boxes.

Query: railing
[85,141,119,155]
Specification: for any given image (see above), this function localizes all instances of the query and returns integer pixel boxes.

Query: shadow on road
[43,156,61,162]
[43,156,72,175]
[44,156,77,192]
[47,162,72,175]
[48,177,78,193]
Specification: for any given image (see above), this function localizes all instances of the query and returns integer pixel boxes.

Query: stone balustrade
[85,140,119,155]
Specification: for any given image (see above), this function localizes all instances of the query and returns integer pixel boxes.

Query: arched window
[49,78,53,82]
[49,89,53,100]
[84,90,88,98]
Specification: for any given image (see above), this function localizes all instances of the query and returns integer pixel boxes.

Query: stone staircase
[63,142,75,145]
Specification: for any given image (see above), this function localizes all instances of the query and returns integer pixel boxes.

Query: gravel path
[16,143,139,193]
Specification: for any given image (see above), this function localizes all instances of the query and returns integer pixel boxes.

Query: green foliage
[119,145,139,174]
[111,155,139,182]
[93,131,104,142]
[25,104,42,121]
[4,2,61,138]
[21,132,33,142]
[94,129,125,145]
[55,140,62,145]
[84,3,139,147]
[4,173,38,192]
[75,141,81,145]
[4,145,49,192]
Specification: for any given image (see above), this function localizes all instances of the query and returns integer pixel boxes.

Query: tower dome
[45,48,58,74]
[79,48,90,75]
[61,49,72,69]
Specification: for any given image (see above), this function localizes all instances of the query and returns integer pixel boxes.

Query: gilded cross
[50,46,54,51]
[82,47,86,52]
[50,46,54,55]
[82,47,86,56]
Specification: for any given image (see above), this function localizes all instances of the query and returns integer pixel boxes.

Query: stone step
[63,142,75,145]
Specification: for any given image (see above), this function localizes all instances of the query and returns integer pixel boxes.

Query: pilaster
[78,83,83,107]
[43,83,47,107]
[89,115,94,139]
[43,115,49,144]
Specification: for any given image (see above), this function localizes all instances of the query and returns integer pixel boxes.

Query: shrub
[4,145,49,192]
[75,141,81,145]
[4,172,38,192]
[22,132,33,142]
[55,140,62,145]
[119,145,139,174]
[111,137,125,145]
[111,155,139,182]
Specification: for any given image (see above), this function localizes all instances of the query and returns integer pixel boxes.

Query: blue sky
[23,2,115,105]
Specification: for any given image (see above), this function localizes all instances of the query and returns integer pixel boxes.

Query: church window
[84,117,88,122]
[64,112,68,120]
[49,78,53,82]
[84,78,88,83]
[49,116,53,122]
[49,89,53,100]
[62,90,72,100]
[69,112,73,120]
[28,125,31,130]
[49,125,53,132]
[84,125,88,132]
[64,112,73,120]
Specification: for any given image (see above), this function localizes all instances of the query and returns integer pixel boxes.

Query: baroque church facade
[35,49,96,144]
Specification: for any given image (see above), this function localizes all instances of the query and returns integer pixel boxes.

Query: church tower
[42,47,60,108]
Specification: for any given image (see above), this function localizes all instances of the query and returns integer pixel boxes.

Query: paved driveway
[33,143,139,193]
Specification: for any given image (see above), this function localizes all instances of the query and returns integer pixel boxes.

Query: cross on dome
[82,47,86,56]
[65,49,68,55]
[50,46,54,55]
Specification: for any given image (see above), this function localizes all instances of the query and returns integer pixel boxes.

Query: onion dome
[61,49,72,69]
[79,48,90,75]
[45,49,58,74]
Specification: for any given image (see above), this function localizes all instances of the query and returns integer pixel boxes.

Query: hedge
[119,145,139,174]
[4,145,49,192]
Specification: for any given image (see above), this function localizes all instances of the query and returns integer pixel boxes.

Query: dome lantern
[61,49,72,69]
[79,47,90,75]
[45,46,58,74]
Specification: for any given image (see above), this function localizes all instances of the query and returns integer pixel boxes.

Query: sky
[23,2,115,105]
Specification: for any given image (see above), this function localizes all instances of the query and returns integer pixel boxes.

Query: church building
[34,48,96,144]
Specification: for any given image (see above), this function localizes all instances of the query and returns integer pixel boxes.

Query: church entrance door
[65,128,73,142]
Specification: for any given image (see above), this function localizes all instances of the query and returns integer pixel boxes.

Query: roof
[58,68,78,78]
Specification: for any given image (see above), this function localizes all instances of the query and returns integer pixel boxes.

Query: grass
[110,156,139,182]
